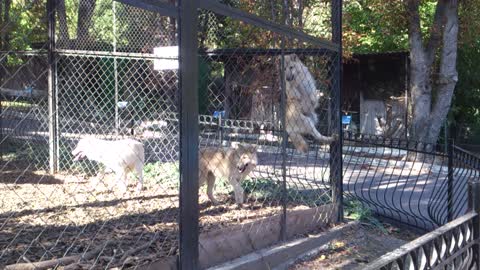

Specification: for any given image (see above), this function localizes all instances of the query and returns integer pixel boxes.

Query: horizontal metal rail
[199,0,339,51]
[113,0,339,51]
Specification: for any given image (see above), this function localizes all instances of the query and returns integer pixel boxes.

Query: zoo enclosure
[0,0,343,269]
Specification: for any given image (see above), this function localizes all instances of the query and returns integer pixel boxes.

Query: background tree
[76,0,96,49]
[406,0,459,144]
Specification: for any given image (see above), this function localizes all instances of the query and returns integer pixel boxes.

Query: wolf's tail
[289,133,309,153]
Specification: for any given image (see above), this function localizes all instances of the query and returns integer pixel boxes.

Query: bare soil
[288,223,419,270]
[0,169,291,269]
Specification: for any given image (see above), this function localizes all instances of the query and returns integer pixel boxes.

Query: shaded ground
[288,222,418,270]
[0,169,290,269]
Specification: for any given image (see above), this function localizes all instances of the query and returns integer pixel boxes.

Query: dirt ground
[0,168,291,269]
[288,222,419,270]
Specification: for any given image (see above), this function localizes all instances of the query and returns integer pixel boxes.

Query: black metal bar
[279,4,288,243]
[178,1,199,269]
[203,48,334,58]
[448,138,454,221]
[198,0,339,51]
[362,212,477,270]
[343,131,446,156]
[115,0,178,18]
[47,0,57,174]
[469,181,480,268]
[279,53,287,242]
[330,0,343,223]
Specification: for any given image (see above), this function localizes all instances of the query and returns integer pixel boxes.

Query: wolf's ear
[235,143,245,151]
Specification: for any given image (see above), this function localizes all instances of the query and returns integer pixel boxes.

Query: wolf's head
[235,144,258,175]
[72,138,94,161]
[283,54,304,82]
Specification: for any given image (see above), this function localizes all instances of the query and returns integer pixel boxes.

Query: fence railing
[343,131,479,231]
[361,181,480,270]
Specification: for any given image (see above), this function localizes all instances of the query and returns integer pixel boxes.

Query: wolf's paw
[331,133,340,141]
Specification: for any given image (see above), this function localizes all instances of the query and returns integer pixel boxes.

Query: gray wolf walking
[72,137,145,194]
[199,144,258,206]
[283,54,336,153]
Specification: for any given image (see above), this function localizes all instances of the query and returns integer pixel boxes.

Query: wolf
[283,54,336,153]
[199,144,258,206]
[72,137,145,194]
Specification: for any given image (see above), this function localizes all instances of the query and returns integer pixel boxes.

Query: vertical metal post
[330,0,343,222]
[404,54,409,139]
[279,49,288,242]
[219,113,223,146]
[279,0,289,242]
[468,181,480,267]
[447,138,454,221]
[178,1,199,269]
[47,0,57,174]
[113,1,119,136]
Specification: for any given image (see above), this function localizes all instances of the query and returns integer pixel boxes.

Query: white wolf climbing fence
[0,0,343,269]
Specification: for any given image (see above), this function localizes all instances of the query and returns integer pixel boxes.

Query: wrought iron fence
[343,132,478,231]
[361,181,480,270]
[0,0,342,269]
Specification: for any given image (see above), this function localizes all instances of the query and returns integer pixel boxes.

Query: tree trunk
[426,1,459,143]
[3,0,10,51]
[406,0,459,144]
[0,0,3,50]
[298,0,304,29]
[57,0,70,48]
[76,0,96,49]
[407,0,431,141]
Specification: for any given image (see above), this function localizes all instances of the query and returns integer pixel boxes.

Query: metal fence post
[178,1,199,269]
[330,0,343,223]
[468,181,480,268]
[47,0,58,174]
[447,138,454,221]
[279,46,288,242]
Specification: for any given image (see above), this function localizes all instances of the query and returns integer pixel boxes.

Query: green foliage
[344,199,387,233]
[450,40,480,143]
[143,161,179,186]
[241,178,331,207]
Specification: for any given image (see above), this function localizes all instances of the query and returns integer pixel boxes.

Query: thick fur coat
[283,54,336,153]
[72,138,145,193]
[199,144,257,205]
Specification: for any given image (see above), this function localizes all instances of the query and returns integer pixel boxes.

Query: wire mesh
[195,5,340,256]
[1,0,343,268]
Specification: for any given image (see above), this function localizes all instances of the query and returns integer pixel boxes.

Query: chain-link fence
[0,0,342,269]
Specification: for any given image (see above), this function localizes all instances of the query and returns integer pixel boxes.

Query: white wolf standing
[283,54,336,153]
[72,137,145,194]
